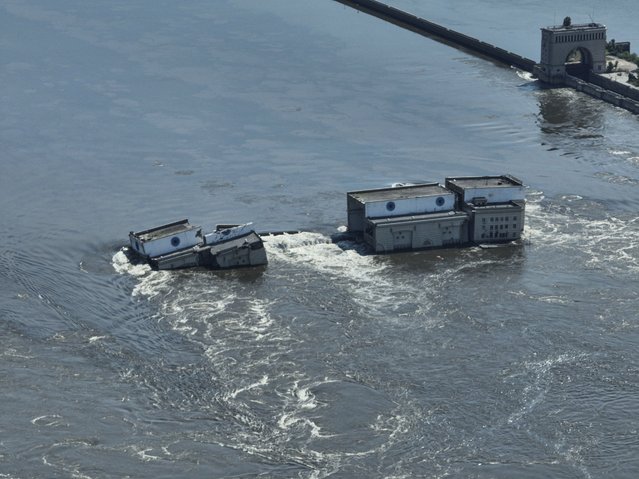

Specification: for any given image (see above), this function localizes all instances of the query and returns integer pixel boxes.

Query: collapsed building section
[128,220,267,270]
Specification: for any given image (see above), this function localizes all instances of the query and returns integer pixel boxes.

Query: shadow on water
[536,87,605,135]
[379,242,525,271]
[198,264,267,283]
[332,232,526,274]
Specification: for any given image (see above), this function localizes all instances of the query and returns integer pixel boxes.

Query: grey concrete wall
[566,74,639,114]
[588,73,639,102]
[335,0,537,72]
[335,0,639,115]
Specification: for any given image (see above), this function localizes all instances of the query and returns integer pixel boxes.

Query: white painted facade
[364,193,455,218]
[458,185,525,204]
[130,228,202,258]
[204,223,254,245]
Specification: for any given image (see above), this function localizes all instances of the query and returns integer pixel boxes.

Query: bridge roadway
[334,0,639,114]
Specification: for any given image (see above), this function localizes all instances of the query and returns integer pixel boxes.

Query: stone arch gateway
[534,17,606,84]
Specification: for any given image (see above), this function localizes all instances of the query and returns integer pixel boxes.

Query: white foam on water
[506,352,588,425]
[228,375,269,400]
[293,383,319,411]
[2,348,33,359]
[524,195,639,275]
[515,69,535,81]
[273,378,332,439]
[111,250,147,277]
[609,149,632,156]
[31,414,65,427]
[112,250,172,299]
[128,446,161,462]
[264,232,437,319]
[497,351,595,477]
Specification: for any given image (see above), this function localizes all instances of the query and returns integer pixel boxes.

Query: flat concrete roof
[465,201,525,210]
[132,219,200,242]
[445,175,522,190]
[544,22,605,32]
[348,183,451,203]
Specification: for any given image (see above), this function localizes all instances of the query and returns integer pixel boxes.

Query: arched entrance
[534,18,606,84]
[565,47,593,78]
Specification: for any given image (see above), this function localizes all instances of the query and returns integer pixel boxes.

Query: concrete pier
[335,0,639,115]
[334,0,536,72]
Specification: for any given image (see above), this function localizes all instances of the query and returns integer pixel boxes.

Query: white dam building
[347,175,525,253]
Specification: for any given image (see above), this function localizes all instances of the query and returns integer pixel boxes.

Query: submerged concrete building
[445,175,526,243]
[128,220,267,270]
[347,183,467,253]
[347,175,525,253]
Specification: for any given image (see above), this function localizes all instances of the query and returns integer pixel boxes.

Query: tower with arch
[534,17,607,84]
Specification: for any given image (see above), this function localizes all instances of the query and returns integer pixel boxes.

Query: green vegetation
[617,51,639,67]
[606,39,639,86]
[606,40,639,67]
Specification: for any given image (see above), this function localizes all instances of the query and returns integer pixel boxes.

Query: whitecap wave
[111,250,171,298]
[524,195,639,275]
[264,232,438,319]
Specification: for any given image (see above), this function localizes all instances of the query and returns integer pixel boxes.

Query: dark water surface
[2,1,639,477]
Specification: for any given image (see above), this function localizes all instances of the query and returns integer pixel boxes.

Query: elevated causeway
[335,0,639,114]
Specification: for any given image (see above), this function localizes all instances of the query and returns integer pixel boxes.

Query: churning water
[2,1,639,477]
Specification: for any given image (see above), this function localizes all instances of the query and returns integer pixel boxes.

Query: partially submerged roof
[445,175,523,190]
[208,231,263,254]
[131,219,200,242]
[348,183,451,203]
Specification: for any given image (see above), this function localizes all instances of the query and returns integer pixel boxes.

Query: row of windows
[555,32,604,43]
[484,224,517,231]
[482,216,519,223]
[481,232,519,239]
